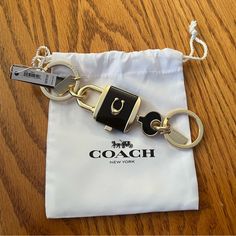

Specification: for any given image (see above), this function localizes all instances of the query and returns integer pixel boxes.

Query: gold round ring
[162,109,204,149]
[40,60,80,101]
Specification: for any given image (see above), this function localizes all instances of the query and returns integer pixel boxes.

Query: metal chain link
[69,85,86,100]
[151,120,171,134]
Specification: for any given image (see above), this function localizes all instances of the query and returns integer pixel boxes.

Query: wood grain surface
[0,0,235,235]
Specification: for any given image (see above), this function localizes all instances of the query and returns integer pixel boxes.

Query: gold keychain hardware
[10,56,204,149]
[69,84,141,133]
[138,109,204,149]
[70,85,204,149]
[162,109,204,149]
[40,60,81,101]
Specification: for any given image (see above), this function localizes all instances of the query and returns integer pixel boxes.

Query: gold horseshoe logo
[111,97,125,115]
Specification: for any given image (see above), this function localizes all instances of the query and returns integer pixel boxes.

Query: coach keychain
[10,51,204,150]
[10,18,207,151]
[10,50,204,150]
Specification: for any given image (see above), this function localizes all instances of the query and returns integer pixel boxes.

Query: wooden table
[0,0,235,234]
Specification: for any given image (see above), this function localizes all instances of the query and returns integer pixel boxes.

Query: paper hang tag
[10,64,64,88]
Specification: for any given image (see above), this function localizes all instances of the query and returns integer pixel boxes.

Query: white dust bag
[45,21,207,218]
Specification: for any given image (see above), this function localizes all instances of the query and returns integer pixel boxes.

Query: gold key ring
[162,109,204,149]
[40,60,80,101]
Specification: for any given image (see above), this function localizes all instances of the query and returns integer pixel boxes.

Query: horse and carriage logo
[111,140,133,148]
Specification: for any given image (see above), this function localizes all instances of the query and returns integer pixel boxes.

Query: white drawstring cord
[32,45,52,68]
[34,24,207,65]
[183,20,208,62]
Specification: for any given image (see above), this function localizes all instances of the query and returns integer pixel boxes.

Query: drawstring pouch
[32,21,208,218]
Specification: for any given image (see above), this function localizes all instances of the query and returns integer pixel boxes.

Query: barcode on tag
[23,71,41,79]
[10,65,59,87]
